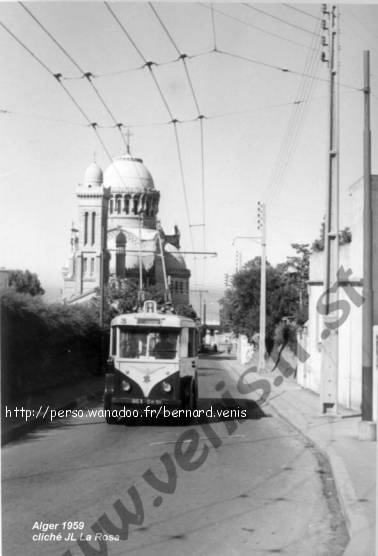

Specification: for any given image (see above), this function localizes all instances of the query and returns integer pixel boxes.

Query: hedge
[1,291,107,400]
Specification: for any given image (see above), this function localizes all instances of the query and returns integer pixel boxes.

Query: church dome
[84,162,103,186]
[104,153,154,192]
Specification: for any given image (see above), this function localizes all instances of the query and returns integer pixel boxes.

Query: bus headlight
[162,381,172,393]
[121,380,131,392]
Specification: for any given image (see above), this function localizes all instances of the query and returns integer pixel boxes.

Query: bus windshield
[118,327,179,360]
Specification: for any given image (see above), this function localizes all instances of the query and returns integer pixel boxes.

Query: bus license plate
[130,398,163,405]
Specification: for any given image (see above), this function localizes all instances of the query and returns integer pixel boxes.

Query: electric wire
[268,39,321,200]
[0,108,86,127]
[243,4,321,37]
[149,3,181,56]
[104,1,198,279]
[1,90,360,131]
[266,30,321,201]
[0,17,141,193]
[19,2,128,151]
[264,11,323,204]
[216,48,360,92]
[149,2,207,279]
[282,4,322,21]
[210,3,217,51]
[104,2,146,62]
[0,20,53,74]
[199,3,317,51]
[59,49,216,80]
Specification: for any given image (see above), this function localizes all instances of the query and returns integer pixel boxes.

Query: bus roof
[111,313,196,328]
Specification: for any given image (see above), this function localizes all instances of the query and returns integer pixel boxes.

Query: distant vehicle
[104,300,200,424]
[199,343,217,354]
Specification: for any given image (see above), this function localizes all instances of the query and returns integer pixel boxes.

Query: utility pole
[235,250,242,272]
[99,187,111,328]
[320,4,340,414]
[257,201,266,372]
[191,289,209,323]
[360,51,375,436]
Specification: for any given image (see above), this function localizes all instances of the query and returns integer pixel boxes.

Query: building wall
[63,164,190,306]
[297,176,378,411]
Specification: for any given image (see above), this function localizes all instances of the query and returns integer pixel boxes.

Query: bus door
[179,327,198,378]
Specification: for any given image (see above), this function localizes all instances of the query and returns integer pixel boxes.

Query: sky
[0,1,377,316]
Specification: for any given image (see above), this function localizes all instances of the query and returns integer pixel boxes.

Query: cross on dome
[124,129,133,155]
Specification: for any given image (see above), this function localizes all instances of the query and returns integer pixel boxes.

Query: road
[2,355,348,556]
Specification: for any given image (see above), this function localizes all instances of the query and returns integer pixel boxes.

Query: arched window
[133,195,140,215]
[91,212,96,245]
[124,195,130,214]
[109,198,114,214]
[115,231,126,278]
[116,195,122,214]
[84,212,88,245]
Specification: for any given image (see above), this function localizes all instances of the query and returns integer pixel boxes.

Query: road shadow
[2,393,269,439]
[198,353,236,361]
[114,396,268,428]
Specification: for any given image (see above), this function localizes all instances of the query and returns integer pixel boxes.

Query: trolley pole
[99,187,111,329]
[257,202,266,372]
[191,289,209,324]
[320,4,340,414]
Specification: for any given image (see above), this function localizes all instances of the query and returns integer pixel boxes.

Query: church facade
[62,152,191,306]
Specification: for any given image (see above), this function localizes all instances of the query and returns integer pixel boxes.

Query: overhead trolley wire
[148,3,181,55]
[19,2,82,73]
[199,3,317,51]
[210,3,217,51]
[149,2,207,280]
[282,4,322,21]
[0,20,52,74]
[243,4,321,37]
[0,17,139,191]
[216,48,361,92]
[264,10,323,203]
[19,2,128,152]
[266,24,322,201]
[104,1,197,265]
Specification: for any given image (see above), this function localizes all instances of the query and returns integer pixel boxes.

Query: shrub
[1,291,105,400]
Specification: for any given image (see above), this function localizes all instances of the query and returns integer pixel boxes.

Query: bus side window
[188,328,195,357]
[111,327,117,356]
[180,328,189,357]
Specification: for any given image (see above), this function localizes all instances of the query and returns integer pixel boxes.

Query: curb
[267,399,372,556]
[1,389,104,446]
[224,359,372,555]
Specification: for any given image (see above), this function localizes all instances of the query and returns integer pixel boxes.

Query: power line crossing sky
[0,2,377,300]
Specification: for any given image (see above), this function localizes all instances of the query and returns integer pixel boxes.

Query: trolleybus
[104,300,199,423]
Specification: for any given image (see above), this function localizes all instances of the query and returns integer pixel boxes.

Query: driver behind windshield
[153,332,177,359]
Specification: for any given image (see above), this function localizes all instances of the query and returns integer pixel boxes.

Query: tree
[219,250,309,342]
[103,278,197,321]
[284,243,310,324]
[8,269,45,296]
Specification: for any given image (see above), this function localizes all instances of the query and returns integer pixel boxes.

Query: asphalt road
[2,355,347,556]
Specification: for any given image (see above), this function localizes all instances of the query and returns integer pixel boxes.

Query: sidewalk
[2,375,105,445]
[227,355,376,556]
